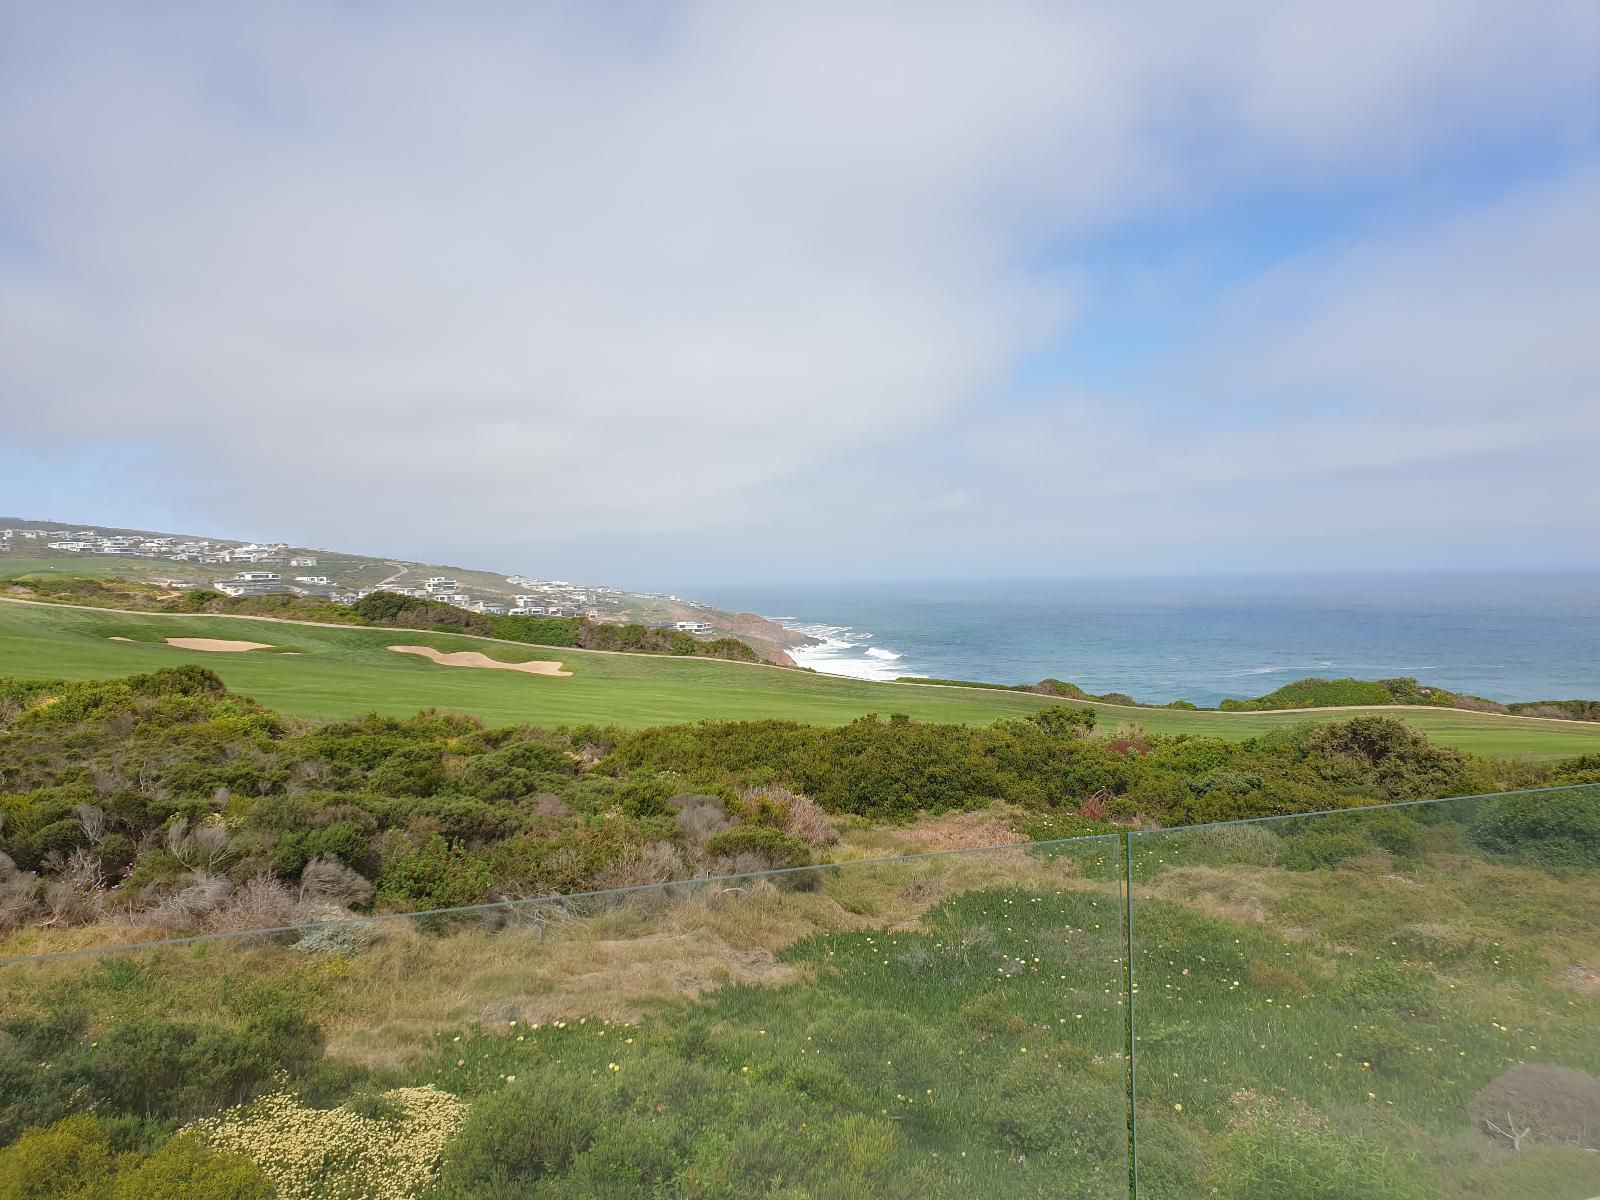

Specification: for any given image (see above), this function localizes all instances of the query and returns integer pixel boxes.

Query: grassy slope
[4,598,1600,758]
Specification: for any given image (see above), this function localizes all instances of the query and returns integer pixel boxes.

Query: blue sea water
[695,572,1600,706]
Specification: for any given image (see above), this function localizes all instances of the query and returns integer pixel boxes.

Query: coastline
[779,621,925,683]
[715,572,1600,709]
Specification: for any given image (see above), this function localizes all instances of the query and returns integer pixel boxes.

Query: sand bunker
[164,637,274,653]
[389,645,572,676]
[106,636,134,642]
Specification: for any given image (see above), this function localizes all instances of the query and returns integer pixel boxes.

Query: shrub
[1280,831,1367,871]
[1470,790,1600,867]
[1358,810,1423,858]
[189,1086,465,1199]
[375,835,490,909]
[0,1114,112,1197]
[435,1077,605,1190]
[701,825,812,870]
[589,841,686,889]
[109,1134,272,1200]
[127,664,229,698]
[88,1009,323,1122]
[1029,705,1097,736]
[206,873,299,933]
[298,855,374,909]
[292,920,383,956]
[744,785,838,847]
[1248,677,1395,710]
[94,832,137,878]
[270,820,373,878]
[1469,1064,1600,1149]
[671,794,736,846]
[1305,715,1472,800]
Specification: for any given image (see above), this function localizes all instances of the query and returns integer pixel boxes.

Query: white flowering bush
[186,1086,469,1200]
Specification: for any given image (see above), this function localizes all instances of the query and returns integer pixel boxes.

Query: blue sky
[1,3,1597,589]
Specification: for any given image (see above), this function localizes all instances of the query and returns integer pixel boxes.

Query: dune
[389,644,572,677]
[165,637,274,653]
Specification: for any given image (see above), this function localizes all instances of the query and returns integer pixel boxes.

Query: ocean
[696,571,1600,706]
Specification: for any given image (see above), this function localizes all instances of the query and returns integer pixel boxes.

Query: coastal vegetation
[2,707,1595,1197]
[3,576,764,664]
[12,574,1599,720]
[0,661,1596,1197]
[6,599,1600,761]
[905,672,1600,722]
[3,666,1598,943]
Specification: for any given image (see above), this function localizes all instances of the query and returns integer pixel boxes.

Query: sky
[1,2,1597,589]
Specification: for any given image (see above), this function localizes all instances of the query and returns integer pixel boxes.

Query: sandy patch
[388,645,572,677]
[106,636,134,642]
[164,637,274,653]
[1558,964,1600,995]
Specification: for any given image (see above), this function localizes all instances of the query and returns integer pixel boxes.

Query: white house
[289,557,318,567]
[236,571,281,582]
[674,621,714,635]
[509,605,547,616]
[294,575,333,586]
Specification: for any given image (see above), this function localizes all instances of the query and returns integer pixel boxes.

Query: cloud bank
[1,2,1596,582]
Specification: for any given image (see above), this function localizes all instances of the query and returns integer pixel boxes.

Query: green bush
[1470,789,1600,867]
[701,825,813,869]
[1357,810,1423,858]
[0,1117,270,1199]
[270,819,373,878]
[435,1077,605,1192]
[108,1134,271,1200]
[0,1000,322,1149]
[1280,831,1368,871]
[375,835,491,909]
[0,1114,111,1198]
[1028,705,1097,736]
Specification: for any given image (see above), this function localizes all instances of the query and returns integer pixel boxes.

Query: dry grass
[837,806,1023,857]
[1143,865,1280,925]
[1,845,1110,1071]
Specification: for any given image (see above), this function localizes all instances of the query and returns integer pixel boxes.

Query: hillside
[0,516,810,664]
[5,598,1600,759]
[2,665,1597,1199]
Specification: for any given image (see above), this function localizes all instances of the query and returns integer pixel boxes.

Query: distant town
[0,523,713,634]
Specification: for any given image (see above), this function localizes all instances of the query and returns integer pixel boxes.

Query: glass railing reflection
[1129,786,1600,1200]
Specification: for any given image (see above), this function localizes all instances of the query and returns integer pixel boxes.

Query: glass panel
[1,835,1130,1199]
[1128,785,1600,1200]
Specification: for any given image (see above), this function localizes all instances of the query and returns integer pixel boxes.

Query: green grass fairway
[3,599,1599,757]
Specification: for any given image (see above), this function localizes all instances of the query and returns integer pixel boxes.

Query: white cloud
[0,2,1596,578]
[939,171,1600,570]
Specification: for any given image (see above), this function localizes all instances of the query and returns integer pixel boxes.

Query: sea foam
[781,622,919,682]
